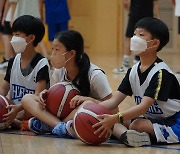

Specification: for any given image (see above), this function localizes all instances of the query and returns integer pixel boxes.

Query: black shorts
[0,21,12,35]
[0,23,3,32]
[125,16,143,38]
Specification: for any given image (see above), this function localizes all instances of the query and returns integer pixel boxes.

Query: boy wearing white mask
[91,17,180,147]
[0,15,50,129]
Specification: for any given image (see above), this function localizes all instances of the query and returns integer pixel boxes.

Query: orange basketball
[46,81,80,120]
[0,95,12,130]
[73,103,111,145]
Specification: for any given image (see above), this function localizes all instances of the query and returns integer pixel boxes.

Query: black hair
[12,15,45,47]
[55,30,91,96]
[134,17,169,52]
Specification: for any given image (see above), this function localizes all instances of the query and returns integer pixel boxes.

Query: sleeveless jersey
[129,62,180,119]
[9,54,49,104]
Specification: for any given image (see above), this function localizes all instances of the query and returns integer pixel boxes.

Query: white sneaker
[112,65,129,74]
[0,58,8,69]
[133,56,140,64]
[120,130,151,147]
[133,59,139,64]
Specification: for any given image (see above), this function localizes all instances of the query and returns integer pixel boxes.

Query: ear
[28,34,35,43]
[153,39,160,49]
[70,50,76,57]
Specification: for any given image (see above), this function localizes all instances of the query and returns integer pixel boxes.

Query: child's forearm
[120,97,154,122]
[16,104,24,113]
[111,96,154,125]
[100,91,126,110]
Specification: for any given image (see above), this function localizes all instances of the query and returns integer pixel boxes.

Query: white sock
[113,123,127,140]
[66,120,76,138]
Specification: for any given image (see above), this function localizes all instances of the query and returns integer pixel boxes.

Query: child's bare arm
[0,80,10,96]
[99,91,127,110]
[121,96,154,121]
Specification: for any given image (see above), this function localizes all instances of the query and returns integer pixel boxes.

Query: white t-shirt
[9,0,41,20]
[51,63,112,100]
[175,0,180,16]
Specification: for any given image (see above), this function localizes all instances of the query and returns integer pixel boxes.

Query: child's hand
[38,89,48,108]
[3,105,19,126]
[39,89,48,102]
[70,95,88,108]
[93,114,118,138]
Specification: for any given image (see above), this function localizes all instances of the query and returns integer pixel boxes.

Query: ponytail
[72,52,90,96]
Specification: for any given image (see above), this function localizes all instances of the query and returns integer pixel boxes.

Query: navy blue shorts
[47,21,68,41]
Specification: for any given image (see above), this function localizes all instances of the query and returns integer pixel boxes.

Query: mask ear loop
[63,50,75,64]
[146,39,154,50]
[25,34,35,46]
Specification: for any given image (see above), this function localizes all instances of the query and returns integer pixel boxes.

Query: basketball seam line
[0,95,10,112]
[74,107,105,144]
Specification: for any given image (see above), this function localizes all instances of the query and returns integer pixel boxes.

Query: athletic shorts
[0,23,3,32]
[47,21,68,41]
[0,21,12,35]
[125,16,143,38]
[150,112,180,144]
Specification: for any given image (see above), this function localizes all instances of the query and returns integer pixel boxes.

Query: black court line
[145,145,180,151]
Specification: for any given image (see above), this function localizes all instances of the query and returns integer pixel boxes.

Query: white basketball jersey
[129,62,180,119]
[9,54,49,104]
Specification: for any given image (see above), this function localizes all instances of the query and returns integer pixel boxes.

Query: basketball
[0,95,12,130]
[46,81,80,120]
[73,103,111,145]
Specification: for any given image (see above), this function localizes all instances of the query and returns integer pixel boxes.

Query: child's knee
[129,119,144,131]
[21,94,34,106]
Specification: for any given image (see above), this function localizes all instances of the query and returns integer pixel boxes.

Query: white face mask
[50,52,72,69]
[10,36,27,53]
[130,36,152,55]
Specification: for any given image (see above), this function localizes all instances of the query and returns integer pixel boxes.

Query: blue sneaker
[29,117,52,134]
[52,122,75,138]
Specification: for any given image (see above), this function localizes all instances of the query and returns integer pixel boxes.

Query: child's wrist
[117,112,124,124]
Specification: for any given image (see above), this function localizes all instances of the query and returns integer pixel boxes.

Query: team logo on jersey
[11,84,35,102]
[134,96,163,115]
[160,127,170,140]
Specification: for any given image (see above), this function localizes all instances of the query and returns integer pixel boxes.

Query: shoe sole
[120,130,151,147]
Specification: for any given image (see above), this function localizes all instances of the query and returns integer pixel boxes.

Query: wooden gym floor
[0,41,180,153]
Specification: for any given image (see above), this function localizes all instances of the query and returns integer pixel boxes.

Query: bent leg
[129,119,155,137]
[22,94,60,127]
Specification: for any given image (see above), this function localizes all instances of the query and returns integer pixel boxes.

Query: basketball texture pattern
[0,95,12,130]
[46,81,80,120]
[73,103,111,145]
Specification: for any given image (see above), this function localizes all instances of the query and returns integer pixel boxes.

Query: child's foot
[52,120,76,138]
[66,120,76,138]
[112,64,129,74]
[120,130,151,147]
[20,120,30,131]
[29,117,52,134]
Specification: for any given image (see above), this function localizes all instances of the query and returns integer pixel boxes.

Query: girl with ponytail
[21,30,112,137]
